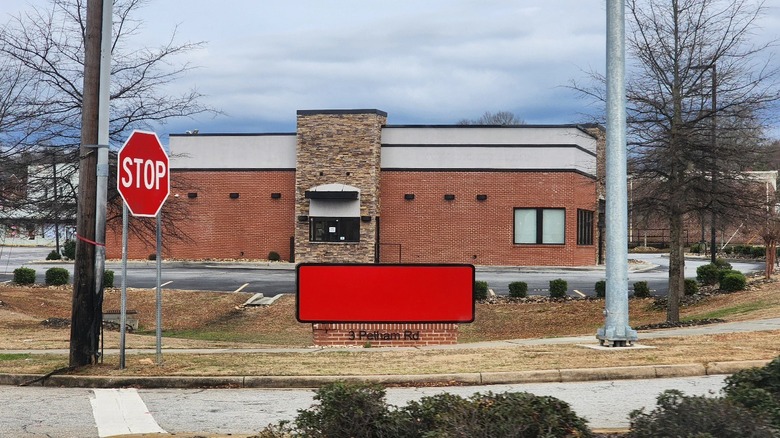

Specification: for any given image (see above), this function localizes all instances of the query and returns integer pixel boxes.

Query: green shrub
[633,281,651,298]
[741,245,754,256]
[714,258,732,270]
[724,356,780,428]
[406,391,593,438]
[103,270,114,288]
[45,250,62,261]
[724,246,733,255]
[293,382,391,438]
[752,246,766,258]
[45,267,69,286]
[549,278,567,298]
[147,253,156,261]
[62,239,76,259]
[628,389,776,437]
[267,251,281,261]
[684,278,699,296]
[508,281,528,298]
[720,271,747,292]
[287,383,594,438]
[474,281,489,301]
[696,263,721,286]
[13,267,36,285]
[595,280,606,298]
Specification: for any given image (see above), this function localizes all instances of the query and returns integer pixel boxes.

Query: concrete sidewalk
[2,317,777,389]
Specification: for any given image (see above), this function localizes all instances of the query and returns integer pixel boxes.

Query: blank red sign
[296,264,475,323]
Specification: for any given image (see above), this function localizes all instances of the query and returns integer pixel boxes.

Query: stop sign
[117,130,170,217]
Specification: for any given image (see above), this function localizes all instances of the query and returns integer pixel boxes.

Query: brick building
[106,109,601,267]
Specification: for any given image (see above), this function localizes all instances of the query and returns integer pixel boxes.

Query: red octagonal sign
[117,130,170,217]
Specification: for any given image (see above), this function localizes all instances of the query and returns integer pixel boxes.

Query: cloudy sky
[1,0,779,139]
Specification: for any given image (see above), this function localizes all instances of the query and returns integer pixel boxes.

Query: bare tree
[0,0,213,243]
[572,0,780,323]
[458,111,525,125]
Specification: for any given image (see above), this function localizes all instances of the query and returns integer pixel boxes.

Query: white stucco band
[168,125,598,177]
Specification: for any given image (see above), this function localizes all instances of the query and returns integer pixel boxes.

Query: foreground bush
[508,281,528,298]
[45,267,69,285]
[46,250,62,261]
[268,251,281,261]
[278,382,593,438]
[13,267,36,285]
[293,382,390,438]
[474,281,488,301]
[549,278,568,298]
[628,390,776,438]
[724,356,780,428]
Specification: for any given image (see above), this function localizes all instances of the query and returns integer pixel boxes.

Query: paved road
[0,375,727,436]
[0,246,766,296]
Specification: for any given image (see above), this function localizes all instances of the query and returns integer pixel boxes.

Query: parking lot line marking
[234,283,250,293]
[573,289,586,297]
[91,388,166,437]
[159,281,173,288]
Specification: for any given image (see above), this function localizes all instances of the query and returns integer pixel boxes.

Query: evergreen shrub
[13,267,36,285]
[45,267,69,285]
[549,278,567,298]
[508,281,528,298]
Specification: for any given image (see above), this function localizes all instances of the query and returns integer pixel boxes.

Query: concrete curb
[3,359,771,389]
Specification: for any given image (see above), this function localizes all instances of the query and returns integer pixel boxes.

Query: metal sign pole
[119,204,128,369]
[156,212,163,365]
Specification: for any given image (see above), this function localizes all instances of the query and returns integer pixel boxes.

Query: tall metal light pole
[597,0,637,347]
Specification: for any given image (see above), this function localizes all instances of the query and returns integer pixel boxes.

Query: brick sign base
[312,323,458,347]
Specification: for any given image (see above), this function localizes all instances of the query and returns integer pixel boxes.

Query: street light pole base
[597,325,638,347]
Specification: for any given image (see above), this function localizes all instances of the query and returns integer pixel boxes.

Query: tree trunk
[766,240,776,279]
[667,212,685,323]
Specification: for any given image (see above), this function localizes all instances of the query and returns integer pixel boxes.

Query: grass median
[1,277,780,377]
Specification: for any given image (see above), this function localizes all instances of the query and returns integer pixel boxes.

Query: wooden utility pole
[69,0,103,367]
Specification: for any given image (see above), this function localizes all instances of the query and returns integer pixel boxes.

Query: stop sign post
[117,130,170,217]
[116,130,169,369]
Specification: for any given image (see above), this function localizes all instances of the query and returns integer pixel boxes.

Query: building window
[310,217,360,242]
[577,209,594,246]
[514,208,565,244]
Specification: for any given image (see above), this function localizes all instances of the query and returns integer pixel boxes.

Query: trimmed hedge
[13,267,36,285]
[549,278,567,298]
[267,251,281,261]
[696,263,721,285]
[45,267,69,286]
[508,281,528,298]
[46,250,62,261]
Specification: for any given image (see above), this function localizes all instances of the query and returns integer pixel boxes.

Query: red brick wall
[107,169,597,266]
[312,323,458,346]
[106,170,296,260]
[379,171,597,266]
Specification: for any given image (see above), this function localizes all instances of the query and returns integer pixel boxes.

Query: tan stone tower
[294,109,387,263]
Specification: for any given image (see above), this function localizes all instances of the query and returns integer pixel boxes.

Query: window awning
[304,183,360,200]
[305,190,358,200]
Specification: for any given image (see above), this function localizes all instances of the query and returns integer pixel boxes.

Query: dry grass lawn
[1,277,780,377]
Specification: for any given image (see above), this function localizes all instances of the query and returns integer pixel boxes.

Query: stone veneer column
[294,109,386,263]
